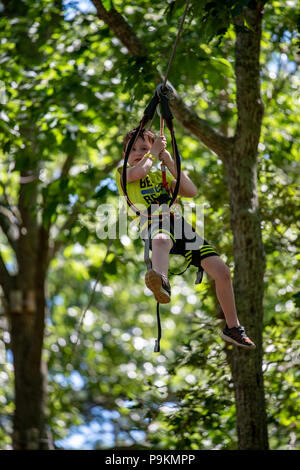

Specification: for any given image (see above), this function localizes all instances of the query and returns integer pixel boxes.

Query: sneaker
[145,269,171,304]
[221,325,256,350]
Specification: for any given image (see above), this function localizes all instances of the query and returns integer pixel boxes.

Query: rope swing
[121,0,192,352]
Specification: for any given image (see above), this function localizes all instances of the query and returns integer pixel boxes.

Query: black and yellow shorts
[144,213,219,269]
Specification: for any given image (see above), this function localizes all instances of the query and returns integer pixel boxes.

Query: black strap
[195,266,204,284]
[170,263,204,284]
[169,261,192,278]
[153,265,203,352]
[152,261,203,353]
[154,302,162,353]
[144,91,160,120]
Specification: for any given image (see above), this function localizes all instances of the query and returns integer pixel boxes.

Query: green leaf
[293,291,300,308]
[77,226,90,246]
[60,178,69,191]
[101,0,113,10]
[42,201,58,227]
[61,133,77,154]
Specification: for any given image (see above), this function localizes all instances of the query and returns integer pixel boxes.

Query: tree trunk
[9,246,52,448]
[4,169,53,449]
[9,297,50,450]
[224,3,269,449]
[225,151,268,449]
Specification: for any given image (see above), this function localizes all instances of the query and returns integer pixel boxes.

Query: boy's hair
[123,127,156,151]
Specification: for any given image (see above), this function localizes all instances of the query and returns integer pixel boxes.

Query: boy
[115,128,255,349]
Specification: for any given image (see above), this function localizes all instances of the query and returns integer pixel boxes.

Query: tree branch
[170,87,234,161]
[91,0,147,56]
[61,154,75,179]
[91,0,232,161]
[46,154,75,186]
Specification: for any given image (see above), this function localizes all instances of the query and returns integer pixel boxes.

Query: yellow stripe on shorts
[150,228,176,243]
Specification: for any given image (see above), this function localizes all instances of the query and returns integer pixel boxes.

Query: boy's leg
[152,233,173,277]
[145,233,173,304]
[200,256,255,349]
[200,256,239,329]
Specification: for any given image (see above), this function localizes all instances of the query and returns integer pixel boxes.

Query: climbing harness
[121,0,201,352]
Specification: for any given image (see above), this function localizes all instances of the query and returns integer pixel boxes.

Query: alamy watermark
[95,196,206,250]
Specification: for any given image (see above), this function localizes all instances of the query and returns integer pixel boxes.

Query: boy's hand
[150,136,167,158]
[158,149,173,167]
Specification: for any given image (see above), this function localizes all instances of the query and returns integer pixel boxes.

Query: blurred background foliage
[0,0,299,449]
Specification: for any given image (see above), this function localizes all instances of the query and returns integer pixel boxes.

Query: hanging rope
[163,0,191,88]
[149,0,191,130]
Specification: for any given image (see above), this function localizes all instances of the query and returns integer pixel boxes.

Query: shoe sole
[145,269,170,304]
[221,332,256,350]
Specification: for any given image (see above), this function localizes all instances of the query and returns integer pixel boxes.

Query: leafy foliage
[0,0,299,450]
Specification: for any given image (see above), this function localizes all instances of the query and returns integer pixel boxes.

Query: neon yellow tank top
[115,166,174,218]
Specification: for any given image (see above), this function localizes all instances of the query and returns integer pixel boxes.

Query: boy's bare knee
[152,233,173,250]
[202,257,232,282]
[220,264,231,282]
[153,233,170,241]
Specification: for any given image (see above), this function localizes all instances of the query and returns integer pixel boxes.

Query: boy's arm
[126,154,154,182]
[126,136,167,182]
[159,150,197,198]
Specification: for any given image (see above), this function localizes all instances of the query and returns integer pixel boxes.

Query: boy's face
[124,136,152,167]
